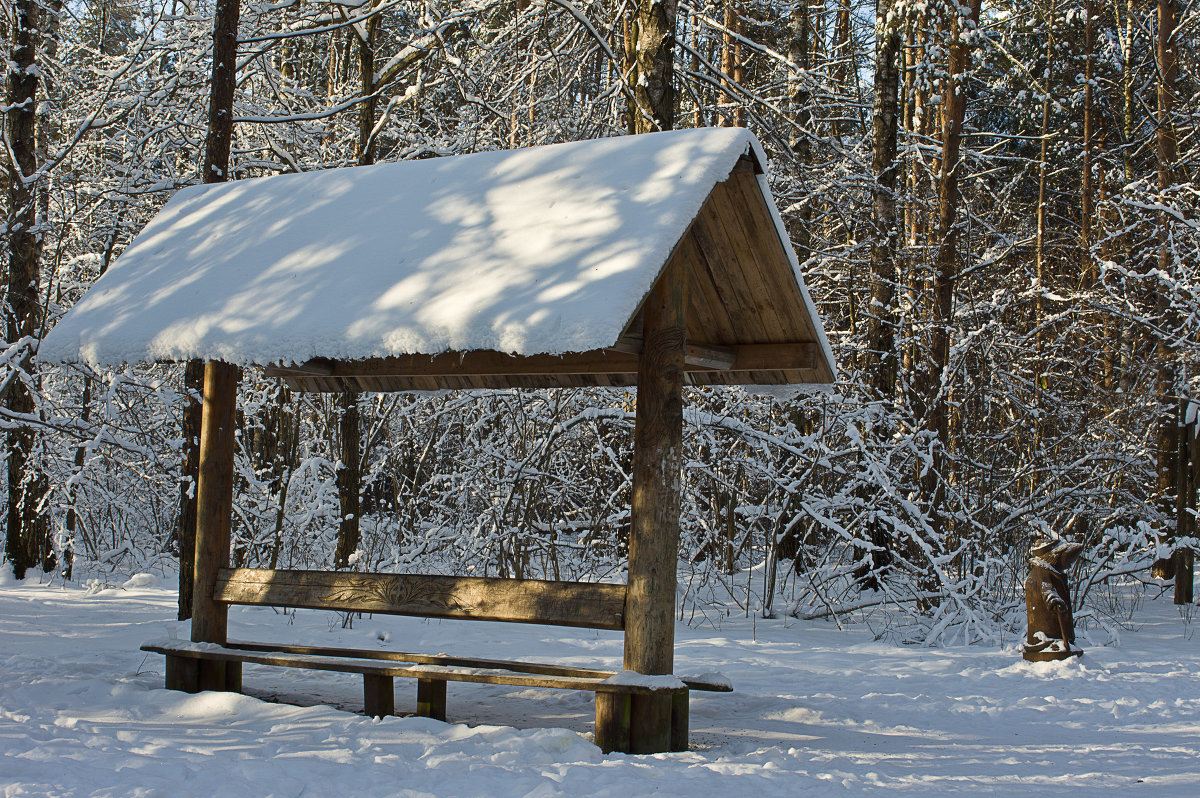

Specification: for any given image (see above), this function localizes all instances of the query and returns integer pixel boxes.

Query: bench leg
[594,692,631,754]
[670,690,689,752]
[165,655,199,693]
[628,693,672,754]
[363,674,394,718]
[197,659,241,693]
[416,679,446,721]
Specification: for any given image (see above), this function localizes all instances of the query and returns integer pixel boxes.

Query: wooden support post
[165,654,199,693]
[624,261,686,754]
[363,674,394,718]
[670,690,689,752]
[416,678,446,721]
[191,360,239,691]
[594,692,632,754]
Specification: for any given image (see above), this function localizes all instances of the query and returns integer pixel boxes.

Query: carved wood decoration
[215,568,627,630]
[1022,539,1085,662]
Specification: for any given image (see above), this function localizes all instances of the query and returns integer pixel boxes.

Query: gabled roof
[41,128,835,390]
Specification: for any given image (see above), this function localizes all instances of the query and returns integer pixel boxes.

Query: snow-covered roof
[41,128,835,389]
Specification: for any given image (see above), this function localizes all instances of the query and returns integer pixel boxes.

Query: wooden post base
[165,656,240,693]
[364,674,394,718]
[594,693,631,754]
[417,678,446,720]
[595,690,689,754]
[670,690,689,752]
[629,693,672,754]
[165,655,199,693]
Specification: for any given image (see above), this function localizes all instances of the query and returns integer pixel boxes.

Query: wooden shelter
[41,128,835,754]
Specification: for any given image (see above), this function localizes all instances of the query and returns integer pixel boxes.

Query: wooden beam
[265,350,641,381]
[215,568,627,630]
[192,361,238,647]
[265,341,817,385]
[190,360,239,692]
[610,337,736,370]
[612,338,817,372]
[624,258,686,754]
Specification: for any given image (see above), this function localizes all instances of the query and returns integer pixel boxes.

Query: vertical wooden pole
[624,260,686,754]
[190,360,239,691]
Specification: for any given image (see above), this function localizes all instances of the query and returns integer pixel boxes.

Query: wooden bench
[145,568,731,753]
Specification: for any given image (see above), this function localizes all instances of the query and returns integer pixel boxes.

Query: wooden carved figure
[1023,539,1085,662]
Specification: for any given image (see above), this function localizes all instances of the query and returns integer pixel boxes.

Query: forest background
[2,0,1198,647]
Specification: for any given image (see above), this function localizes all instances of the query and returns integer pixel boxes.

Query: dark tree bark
[922,0,981,559]
[1080,0,1097,286]
[720,2,744,127]
[864,0,901,400]
[333,392,362,569]
[1153,0,1190,603]
[786,3,814,253]
[332,6,380,569]
[181,0,240,617]
[630,0,677,133]
[355,9,379,167]
[4,0,54,579]
[853,0,903,590]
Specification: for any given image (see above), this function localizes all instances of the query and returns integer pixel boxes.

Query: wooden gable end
[267,158,832,392]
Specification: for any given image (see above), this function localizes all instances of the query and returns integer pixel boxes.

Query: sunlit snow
[40,129,802,369]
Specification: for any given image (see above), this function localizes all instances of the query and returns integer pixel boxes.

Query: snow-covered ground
[2,571,1198,796]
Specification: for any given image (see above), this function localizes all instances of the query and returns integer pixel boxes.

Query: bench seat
[142,638,730,752]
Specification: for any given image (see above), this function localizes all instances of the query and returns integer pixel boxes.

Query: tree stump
[1022,539,1084,662]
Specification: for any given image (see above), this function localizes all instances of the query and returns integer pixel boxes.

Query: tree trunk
[1154,0,1188,603]
[864,0,901,399]
[334,392,362,569]
[4,0,53,579]
[630,0,677,133]
[787,3,814,252]
[331,6,379,570]
[720,2,744,127]
[180,0,240,612]
[1080,0,1096,286]
[924,0,981,557]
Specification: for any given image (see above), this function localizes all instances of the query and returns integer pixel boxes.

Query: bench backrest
[215,568,627,630]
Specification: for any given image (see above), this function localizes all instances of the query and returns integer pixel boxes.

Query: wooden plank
[614,339,816,373]
[215,568,627,630]
[678,228,738,345]
[191,360,238,654]
[687,206,764,340]
[611,337,736,370]
[141,643,686,695]
[726,168,824,347]
[221,640,732,691]
[711,177,791,339]
[265,350,642,382]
